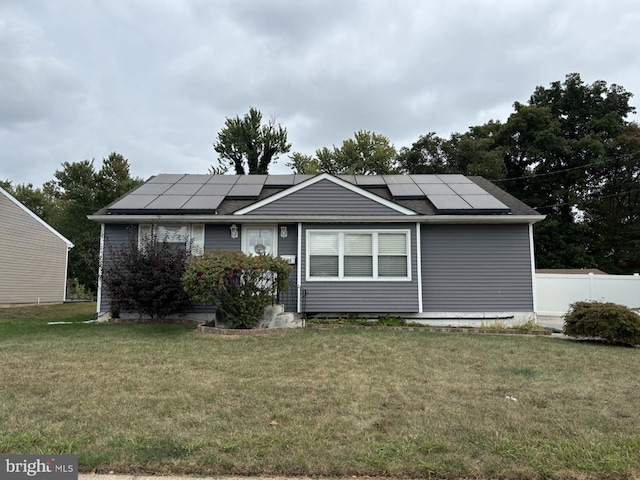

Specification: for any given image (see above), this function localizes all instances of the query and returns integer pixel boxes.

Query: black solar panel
[388,183,425,198]
[145,195,191,209]
[206,175,239,184]
[236,174,267,184]
[107,173,511,215]
[227,183,263,198]
[418,183,455,195]
[109,195,158,210]
[354,175,386,186]
[462,194,510,210]
[427,195,474,211]
[181,195,225,210]
[147,174,185,184]
[163,183,203,195]
[177,174,210,184]
[132,183,172,195]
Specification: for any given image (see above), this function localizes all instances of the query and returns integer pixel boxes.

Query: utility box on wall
[280,255,296,265]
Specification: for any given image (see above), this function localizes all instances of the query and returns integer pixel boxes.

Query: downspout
[416,222,423,313]
[297,222,302,314]
[63,245,72,302]
[528,223,538,320]
[96,223,105,314]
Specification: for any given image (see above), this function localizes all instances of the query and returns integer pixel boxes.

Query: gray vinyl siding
[300,223,419,313]
[250,179,404,216]
[100,224,135,313]
[276,224,298,312]
[204,224,242,251]
[0,194,70,304]
[421,224,534,312]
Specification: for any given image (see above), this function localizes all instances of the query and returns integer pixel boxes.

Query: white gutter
[88,214,546,225]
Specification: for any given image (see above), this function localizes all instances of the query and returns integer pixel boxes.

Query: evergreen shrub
[563,301,640,345]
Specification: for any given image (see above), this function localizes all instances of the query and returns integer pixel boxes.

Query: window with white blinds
[307,230,410,280]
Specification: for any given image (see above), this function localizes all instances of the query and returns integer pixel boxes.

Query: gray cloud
[1,0,638,185]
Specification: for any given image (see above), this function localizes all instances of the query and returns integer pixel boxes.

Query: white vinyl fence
[536,273,640,316]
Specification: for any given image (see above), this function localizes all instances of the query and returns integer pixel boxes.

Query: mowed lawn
[0,303,638,479]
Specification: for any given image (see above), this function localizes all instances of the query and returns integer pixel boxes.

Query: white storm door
[243,226,277,256]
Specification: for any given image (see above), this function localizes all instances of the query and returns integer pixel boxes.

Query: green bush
[563,301,640,345]
[376,315,407,327]
[183,250,291,329]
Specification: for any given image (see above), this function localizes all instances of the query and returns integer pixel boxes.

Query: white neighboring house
[0,186,74,304]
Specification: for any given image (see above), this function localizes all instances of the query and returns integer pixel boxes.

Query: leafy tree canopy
[400,73,638,273]
[213,107,291,174]
[5,152,142,293]
[288,130,399,175]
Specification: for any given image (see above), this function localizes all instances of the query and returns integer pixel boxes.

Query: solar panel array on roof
[380,174,510,214]
[107,173,511,215]
[108,173,268,212]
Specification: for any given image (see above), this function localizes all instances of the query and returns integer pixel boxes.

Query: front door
[243,226,277,256]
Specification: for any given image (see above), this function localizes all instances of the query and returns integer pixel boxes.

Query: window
[307,230,410,280]
[242,226,277,256]
[138,224,204,255]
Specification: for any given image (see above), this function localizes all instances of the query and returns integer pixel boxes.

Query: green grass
[0,303,639,479]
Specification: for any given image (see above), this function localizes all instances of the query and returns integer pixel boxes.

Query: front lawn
[0,303,638,479]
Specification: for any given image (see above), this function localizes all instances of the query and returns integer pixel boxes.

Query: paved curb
[79,476,314,480]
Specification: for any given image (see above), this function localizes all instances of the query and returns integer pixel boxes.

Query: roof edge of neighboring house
[0,186,74,248]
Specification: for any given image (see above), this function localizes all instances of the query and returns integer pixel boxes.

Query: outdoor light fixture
[230,224,238,239]
[280,226,288,238]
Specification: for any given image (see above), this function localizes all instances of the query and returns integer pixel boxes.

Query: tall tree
[396,132,449,174]
[286,152,321,175]
[0,181,56,221]
[213,107,291,174]
[289,130,398,175]
[397,123,505,180]
[48,153,142,293]
[498,74,636,270]
[402,73,638,272]
[583,123,640,273]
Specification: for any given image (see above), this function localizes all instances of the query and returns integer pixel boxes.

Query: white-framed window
[138,224,205,256]
[241,225,277,256]
[306,229,411,281]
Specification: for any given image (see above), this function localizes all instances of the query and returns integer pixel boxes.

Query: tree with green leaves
[401,73,639,272]
[48,153,142,293]
[213,107,291,174]
[0,181,57,221]
[288,130,398,175]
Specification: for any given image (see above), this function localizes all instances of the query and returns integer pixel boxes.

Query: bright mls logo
[1,455,77,480]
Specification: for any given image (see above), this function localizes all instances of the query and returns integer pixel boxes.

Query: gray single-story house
[0,186,74,304]
[89,173,545,324]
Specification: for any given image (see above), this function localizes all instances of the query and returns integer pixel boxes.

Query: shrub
[102,228,193,320]
[183,250,291,329]
[563,301,640,345]
[376,315,407,327]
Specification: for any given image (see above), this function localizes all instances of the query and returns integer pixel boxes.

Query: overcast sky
[1,0,638,187]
